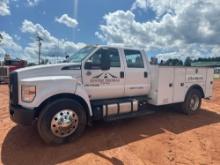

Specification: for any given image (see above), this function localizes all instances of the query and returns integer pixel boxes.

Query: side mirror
[84,60,92,69]
[101,62,110,70]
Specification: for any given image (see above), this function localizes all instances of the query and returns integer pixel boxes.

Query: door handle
[169,83,173,87]
[144,72,148,78]
[120,71,124,78]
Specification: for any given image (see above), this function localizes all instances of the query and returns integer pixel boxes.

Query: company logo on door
[90,72,120,85]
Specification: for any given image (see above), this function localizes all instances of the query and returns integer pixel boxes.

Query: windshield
[69,46,97,63]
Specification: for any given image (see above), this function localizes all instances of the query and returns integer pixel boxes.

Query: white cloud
[21,20,85,62]
[0,0,10,16]
[0,31,23,60]
[27,0,40,7]
[55,14,78,28]
[21,19,57,42]
[131,0,189,17]
[131,0,147,11]
[0,20,85,63]
[96,0,220,60]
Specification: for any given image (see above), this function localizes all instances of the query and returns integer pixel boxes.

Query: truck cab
[9,45,213,144]
[82,46,150,100]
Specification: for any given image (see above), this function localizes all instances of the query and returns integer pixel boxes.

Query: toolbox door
[173,68,186,103]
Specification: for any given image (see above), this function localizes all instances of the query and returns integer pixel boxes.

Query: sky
[0,0,220,63]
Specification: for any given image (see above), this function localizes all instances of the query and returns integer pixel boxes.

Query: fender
[185,84,205,98]
[75,83,93,116]
[19,75,93,116]
[19,76,78,108]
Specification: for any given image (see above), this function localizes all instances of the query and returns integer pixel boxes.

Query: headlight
[21,85,36,102]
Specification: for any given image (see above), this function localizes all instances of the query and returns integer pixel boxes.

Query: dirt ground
[0,81,220,165]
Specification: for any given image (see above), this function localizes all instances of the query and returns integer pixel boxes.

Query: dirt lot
[0,81,220,165]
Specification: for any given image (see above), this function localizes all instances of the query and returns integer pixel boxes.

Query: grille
[9,72,18,105]
[0,67,8,77]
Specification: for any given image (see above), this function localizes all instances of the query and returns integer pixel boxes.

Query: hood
[15,63,82,81]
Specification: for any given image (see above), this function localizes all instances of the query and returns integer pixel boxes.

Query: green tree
[165,58,183,66]
[184,57,192,66]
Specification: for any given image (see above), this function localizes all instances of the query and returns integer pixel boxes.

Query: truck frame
[9,45,213,144]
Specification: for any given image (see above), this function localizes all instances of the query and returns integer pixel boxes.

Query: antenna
[36,35,43,64]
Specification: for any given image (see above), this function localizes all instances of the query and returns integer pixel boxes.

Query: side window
[88,50,102,69]
[124,50,144,68]
[86,48,120,69]
[109,49,120,67]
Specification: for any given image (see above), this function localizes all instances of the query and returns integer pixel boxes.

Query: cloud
[0,0,40,16]
[21,20,84,62]
[0,20,86,62]
[0,31,23,60]
[131,0,147,11]
[27,0,40,7]
[131,0,188,17]
[96,0,220,60]
[55,14,78,28]
[0,0,10,16]
[21,19,56,42]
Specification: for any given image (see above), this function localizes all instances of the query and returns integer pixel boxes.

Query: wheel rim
[189,95,200,111]
[51,109,79,137]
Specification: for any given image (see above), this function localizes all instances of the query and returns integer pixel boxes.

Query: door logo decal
[92,73,118,79]
[85,72,120,86]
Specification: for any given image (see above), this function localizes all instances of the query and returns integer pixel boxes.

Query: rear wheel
[181,89,202,115]
[37,98,87,144]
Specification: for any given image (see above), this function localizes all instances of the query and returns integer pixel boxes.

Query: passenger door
[82,47,125,100]
[123,49,150,96]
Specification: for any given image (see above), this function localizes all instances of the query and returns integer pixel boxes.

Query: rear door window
[124,50,144,68]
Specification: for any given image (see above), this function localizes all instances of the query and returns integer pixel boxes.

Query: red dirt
[0,81,220,165]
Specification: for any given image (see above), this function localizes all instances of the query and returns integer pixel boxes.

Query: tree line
[157,57,220,66]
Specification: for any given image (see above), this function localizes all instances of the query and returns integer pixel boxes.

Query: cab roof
[90,44,145,51]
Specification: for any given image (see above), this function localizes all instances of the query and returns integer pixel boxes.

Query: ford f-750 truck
[9,45,213,144]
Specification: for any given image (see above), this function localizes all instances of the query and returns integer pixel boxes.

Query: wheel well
[186,85,205,98]
[35,93,90,120]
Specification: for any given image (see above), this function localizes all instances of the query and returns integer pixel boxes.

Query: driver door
[82,47,125,100]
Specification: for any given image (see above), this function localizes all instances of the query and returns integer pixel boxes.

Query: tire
[181,89,202,115]
[37,98,87,144]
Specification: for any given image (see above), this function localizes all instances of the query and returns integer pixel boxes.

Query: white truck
[9,45,214,144]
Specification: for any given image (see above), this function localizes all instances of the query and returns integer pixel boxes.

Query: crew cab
[9,45,214,144]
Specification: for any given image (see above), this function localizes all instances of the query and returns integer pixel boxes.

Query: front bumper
[10,104,36,126]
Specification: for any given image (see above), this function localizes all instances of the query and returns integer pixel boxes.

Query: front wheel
[37,98,87,144]
[181,89,202,115]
